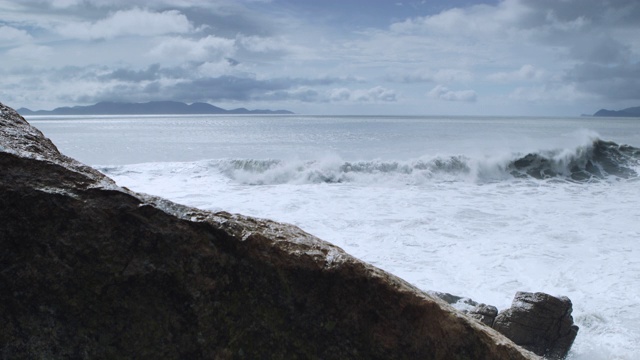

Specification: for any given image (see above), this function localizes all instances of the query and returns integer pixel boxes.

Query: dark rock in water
[469,304,499,327]
[0,101,537,359]
[427,290,479,308]
[428,290,578,358]
[493,292,579,359]
[428,291,498,326]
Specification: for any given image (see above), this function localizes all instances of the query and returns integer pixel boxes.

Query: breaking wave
[213,139,640,185]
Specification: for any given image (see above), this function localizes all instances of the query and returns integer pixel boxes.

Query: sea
[29,114,640,360]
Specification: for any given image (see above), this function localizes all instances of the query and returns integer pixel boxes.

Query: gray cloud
[565,62,640,100]
[519,0,640,27]
[329,86,398,103]
[568,35,631,65]
[103,64,163,82]
[54,8,195,40]
[508,0,640,101]
[178,7,277,38]
[45,61,356,105]
[257,88,323,103]
[428,85,477,102]
[515,0,638,62]
[2,0,639,115]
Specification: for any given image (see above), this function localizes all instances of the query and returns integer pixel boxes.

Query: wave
[507,139,640,181]
[98,138,640,186]
[211,139,640,185]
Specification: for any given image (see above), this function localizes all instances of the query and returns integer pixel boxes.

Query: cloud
[20,58,356,106]
[150,35,236,62]
[488,64,545,82]
[49,0,83,8]
[0,25,33,43]
[3,0,639,115]
[236,35,290,53]
[384,0,639,108]
[7,45,53,60]
[389,2,524,38]
[428,85,477,102]
[259,87,322,102]
[56,8,195,40]
[329,86,397,103]
[358,86,397,102]
[565,62,640,100]
[508,84,591,102]
[329,88,351,101]
[100,64,200,82]
[387,69,472,84]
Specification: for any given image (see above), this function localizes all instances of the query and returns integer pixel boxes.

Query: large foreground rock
[0,102,537,359]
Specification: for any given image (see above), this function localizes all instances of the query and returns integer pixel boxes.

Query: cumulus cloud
[56,8,195,40]
[428,85,477,102]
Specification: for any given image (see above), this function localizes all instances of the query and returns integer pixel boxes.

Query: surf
[157,138,640,186]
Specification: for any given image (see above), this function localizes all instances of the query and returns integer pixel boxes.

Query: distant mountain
[17,101,294,116]
[593,106,640,117]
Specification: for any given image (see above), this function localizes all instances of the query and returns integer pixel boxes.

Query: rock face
[470,304,499,327]
[493,292,579,359]
[0,101,538,359]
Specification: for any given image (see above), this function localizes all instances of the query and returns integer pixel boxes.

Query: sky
[0,0,639,116]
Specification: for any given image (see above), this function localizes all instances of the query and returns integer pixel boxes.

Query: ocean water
[31,115,640,359]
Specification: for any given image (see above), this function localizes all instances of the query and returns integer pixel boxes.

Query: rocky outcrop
[493,292,578,359]
[428,290,578,359]
[0,101,537,359]
[593,106,640,117]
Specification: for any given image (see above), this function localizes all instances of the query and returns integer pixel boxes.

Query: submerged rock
[0,101,537,359]
[493,292,579,359]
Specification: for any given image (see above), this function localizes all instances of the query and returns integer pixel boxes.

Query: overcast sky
[1,0,638,115]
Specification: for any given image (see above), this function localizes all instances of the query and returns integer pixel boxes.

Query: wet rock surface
[493,292,579,359]
[430,290,578,359]
[0,101,538,359]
